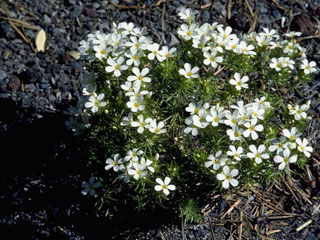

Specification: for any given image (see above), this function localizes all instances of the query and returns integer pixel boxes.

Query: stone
[8,76,21,92]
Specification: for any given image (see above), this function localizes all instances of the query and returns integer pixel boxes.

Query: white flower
[120,112,134,126]
[281,57,295,70]
[184,117,200,136]
[224,110,240,127]
[300,59,317,74]
[227,145,244,161]
[84,93,106,113]
[238,41,256,55]
[268,136,288,154]
[226,126,244,141]
[185,101,208,115]
[105,154,124,172]
[79,40,90,55]
[225,38,240,53]
[284,31,302,38]
[131,114,150,134]
[93,42,110,60]
[177,23,196,40]
[282,127,301,141]
[229,73,249,90]
[296,138,313,158]
[127,67,151,83]
[206,108,224,127]
[119,22,135,35]
[81,176,101,196]
[269,58,282,71]
[128,163,147,180]
[254,96,270,109]
[179,63,199,79]
[203,50,223,68]
[149,120,166,134]
[154,177,176,195]
[216,166,239,189]
[125,36,147,52]
[243,118,264,140]
[217,26,237,42]
[158,46,177,60]
[274,149,297,170]
[247,144,269,164]
[126,96,145,112]
[256,34,270,47]
[192,109,209,128]
[124,148,144,162]
[263,28,279,39]
[147,43,165,61]
[125,49,143,66]
[289,104,308,120]
[105,57,128,77]
[178,8,195,24]
[247,103,265,120]
[205,151,227,170]
[140,157,154,173]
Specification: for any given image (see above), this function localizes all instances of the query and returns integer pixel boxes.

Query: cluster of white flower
[185,98,268,141]
[73,7,317,198]
[288,100,311,121]
[176,10,317,80]
[104,150,175,195]
[186,98,313,188]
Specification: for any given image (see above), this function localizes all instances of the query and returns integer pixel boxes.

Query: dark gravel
[1,0,320,239]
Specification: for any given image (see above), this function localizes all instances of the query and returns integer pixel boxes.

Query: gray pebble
[0,70,8,81]
[25,84,36,93]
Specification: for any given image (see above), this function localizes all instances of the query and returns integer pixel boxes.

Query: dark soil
[1,0,320,239]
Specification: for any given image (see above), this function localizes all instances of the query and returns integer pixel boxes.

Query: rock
[25,84,36,93]
[0,70,8,81]
[8,76,21,92]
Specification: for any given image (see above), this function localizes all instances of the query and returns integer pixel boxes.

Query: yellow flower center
[114,65,120,70]
[162,185,167,189]
[137,170,141,175]
[100,49,106,54]
[234,131,239,137]
[249,126,254,131]
[137,75,143,80]
[214,117,219,122]
[134,102,139,108]
[135,43,140,47]
[113,161,118,166]
[255,153,260,158]
[133,55,138,60]
[140,122,145,127]
[231,118,237,123]
[223,34,228,39]
[186,72,192,77]
[214,159,219,163]
[283,157,289,163]
[226,174,231,180]
[297,109,302,114]
[210,56,215,62]
[153,50,158,55]
[237,81,242,86]
[154,128,160,133]
[276,63,281,68]
[186,31,191,36]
